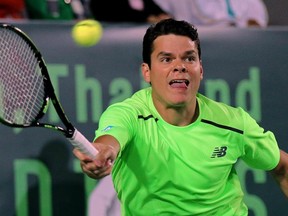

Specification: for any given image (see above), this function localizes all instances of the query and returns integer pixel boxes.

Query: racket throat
[65,126,76,138]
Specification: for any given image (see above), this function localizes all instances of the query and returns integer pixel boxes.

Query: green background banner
[0,21,287,216]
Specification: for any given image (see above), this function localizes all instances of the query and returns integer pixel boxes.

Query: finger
[93,166,112,178]
[93,161,112,173]
[73,148,85,159]
[80,160,98,172]
[80,162,101,178]
[82,163,111,179]
[73,148,93,162]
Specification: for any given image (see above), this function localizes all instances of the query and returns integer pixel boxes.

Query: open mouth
[169,79,190,88]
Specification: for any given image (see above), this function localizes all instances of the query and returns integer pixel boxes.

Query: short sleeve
[94,103,137,155]
[240,110,280,170]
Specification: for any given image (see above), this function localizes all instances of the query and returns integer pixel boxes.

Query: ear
[141,63,151,83]
[199,60,204,80]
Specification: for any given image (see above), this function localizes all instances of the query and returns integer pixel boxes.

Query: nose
[173,63,187,73]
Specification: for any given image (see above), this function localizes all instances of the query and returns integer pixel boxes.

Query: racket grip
[68,129,98,159]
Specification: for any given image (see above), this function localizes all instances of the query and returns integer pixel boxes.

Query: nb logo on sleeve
[211,146,227,158]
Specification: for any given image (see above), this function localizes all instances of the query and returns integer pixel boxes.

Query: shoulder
[198,93,244,115]
[197,93,250,131]
[114,87,151,108]
[103,87,153,117]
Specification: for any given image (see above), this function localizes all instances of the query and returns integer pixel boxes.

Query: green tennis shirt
[95,87,280,216]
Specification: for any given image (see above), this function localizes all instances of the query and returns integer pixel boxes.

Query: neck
[155,100,199,126]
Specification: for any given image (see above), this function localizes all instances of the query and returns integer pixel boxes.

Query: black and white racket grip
[68,129,98,159]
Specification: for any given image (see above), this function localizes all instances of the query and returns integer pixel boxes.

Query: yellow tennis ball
[72,19,103,47]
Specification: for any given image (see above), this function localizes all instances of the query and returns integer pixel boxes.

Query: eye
[185,56,196,62]
[161,57,172,63]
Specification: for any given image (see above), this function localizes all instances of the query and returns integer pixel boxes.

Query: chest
[130,119,243,186]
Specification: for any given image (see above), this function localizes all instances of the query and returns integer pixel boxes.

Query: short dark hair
[142,18,201,66]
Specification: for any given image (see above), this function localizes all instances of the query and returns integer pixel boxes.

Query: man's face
[142,34,203,109]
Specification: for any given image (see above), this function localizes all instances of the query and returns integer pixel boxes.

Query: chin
[169,100,187,107]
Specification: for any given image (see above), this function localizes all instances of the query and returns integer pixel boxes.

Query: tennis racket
[0,23,98,159]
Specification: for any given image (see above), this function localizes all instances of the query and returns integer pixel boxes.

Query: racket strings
[0,28,46,125]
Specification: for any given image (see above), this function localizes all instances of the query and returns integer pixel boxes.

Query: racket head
[0,23,50,127]
[0,24,98,158]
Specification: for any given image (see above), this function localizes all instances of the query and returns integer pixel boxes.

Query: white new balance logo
[211,146,227,158]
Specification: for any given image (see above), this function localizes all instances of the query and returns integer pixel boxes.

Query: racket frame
[0,23,76,138]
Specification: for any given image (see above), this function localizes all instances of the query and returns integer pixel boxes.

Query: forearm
[271,150,288,197]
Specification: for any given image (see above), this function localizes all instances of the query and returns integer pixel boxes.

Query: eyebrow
[157,50,197,57]
[184,50,197,56]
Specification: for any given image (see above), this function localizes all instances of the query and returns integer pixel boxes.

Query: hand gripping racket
[0,23,98,159]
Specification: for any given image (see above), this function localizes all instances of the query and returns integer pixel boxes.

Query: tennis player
[73,18,288,215]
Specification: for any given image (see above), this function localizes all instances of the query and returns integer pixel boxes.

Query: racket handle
[68,128,98,159]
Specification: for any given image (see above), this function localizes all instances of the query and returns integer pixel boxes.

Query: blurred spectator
[0,0,26,19]
[89,0,171,23]
[88,175,120,216]
[25,0,88,20]
[154,0,268,27]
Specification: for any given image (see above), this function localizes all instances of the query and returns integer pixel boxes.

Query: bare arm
[271,149,288,197]
[73,135,120,179]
